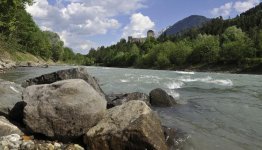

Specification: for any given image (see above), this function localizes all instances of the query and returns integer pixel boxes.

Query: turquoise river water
[0,66,262,150]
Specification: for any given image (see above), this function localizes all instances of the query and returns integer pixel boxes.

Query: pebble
[0,134,85,150]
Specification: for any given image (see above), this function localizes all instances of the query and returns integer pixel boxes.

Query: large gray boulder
[84,101,168,150]
[21,67,105,98]
[149,88,177,107]
[107,92,150,108]
[0,79,23,117]
[0,116,23,137]
[23,79,107,141]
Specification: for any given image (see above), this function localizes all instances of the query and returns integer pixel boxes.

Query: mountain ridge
[163,15,210,36]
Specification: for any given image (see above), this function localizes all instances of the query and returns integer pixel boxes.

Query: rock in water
[0,116,23,137]
[0,79,23,117]
[84,101,168,150]
[23,79,107,141]
[21,67,105,97]
[149,88,176,107]
[107,92,150,108]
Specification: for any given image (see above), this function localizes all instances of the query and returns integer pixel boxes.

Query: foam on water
[179,76,233,86]
[179,76,212,82]
[10,86,19,93]
[138,75,161,84]
[166,81,184,89]
[125,73,134,77]
[168,90,188,104]
[175,71,195,75]
[169,90,180,99]
[120,79,130,83]
[138,75,162,80]
[209,79,233,86]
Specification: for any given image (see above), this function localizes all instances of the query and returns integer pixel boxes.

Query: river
[0,66,262,150]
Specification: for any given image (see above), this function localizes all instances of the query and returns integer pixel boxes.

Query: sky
[26,0,261,54]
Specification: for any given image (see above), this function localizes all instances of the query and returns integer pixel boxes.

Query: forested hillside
[0,0,88,64]
[86,3,262,73]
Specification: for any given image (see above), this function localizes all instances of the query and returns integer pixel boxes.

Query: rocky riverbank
[0,59,49,73]
[0,67,182,150]
[0,59,16,73]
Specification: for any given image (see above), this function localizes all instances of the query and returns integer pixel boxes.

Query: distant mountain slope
[163,15,210,36]
[197,2,262,35]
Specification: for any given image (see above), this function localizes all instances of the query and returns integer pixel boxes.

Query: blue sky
[26,0,261,54]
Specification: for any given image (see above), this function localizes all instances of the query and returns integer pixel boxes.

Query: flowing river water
[0,66,262,150]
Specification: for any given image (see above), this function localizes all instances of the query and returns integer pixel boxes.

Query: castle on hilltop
[128,30,155,43]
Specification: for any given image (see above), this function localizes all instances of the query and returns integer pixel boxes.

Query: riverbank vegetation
[0,1,261,72]
[0,0,86,64]
[86,3,262,72]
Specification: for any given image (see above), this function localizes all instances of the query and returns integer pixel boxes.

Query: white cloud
[211,0,261,18]
[211,2,233,18]
[122,13,155,38]
[26,0,50,18]
[26,0,146,53]
[234,0,260,13]
[40,26,53,31]
[59,30,97,54]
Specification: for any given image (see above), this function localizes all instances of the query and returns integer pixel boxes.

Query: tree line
[86,3,262,70]
[1,0,261,69]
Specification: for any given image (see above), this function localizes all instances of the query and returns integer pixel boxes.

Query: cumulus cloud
[59,31,97,54]
[122,13,155,38]
[26,0,50,18]
[211,2,233,18]
[26,0,146,53]
[211,0,260,18]
[234,0,260,13]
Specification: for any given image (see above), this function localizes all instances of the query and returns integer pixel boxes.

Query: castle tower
[147,30,155,38]
[128,36,133,43]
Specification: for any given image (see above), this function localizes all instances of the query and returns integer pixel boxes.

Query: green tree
[126,44,140,65]
[44,31,64,62]
[258,30,262,57]
[169,40,192,65]
[221,26,256,64]
[63,47,75,62]
[74,53,85,64]
[0,0,33,35]
[189,34,220,64]
[112,51,126,66]
[141,37,157,53]
[156,52,171,68]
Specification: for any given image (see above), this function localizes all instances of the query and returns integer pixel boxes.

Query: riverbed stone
[0,116,23,137]
[16,61,48,68]
[0,134,22,149]
[149,88,176,107]
[23,79,107,141]
[107,92,150,108]
[84,100,168,150]
[21,67,105,98]
[0,134,85,150]
[0,59,16,72]
[0,79,23,117]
